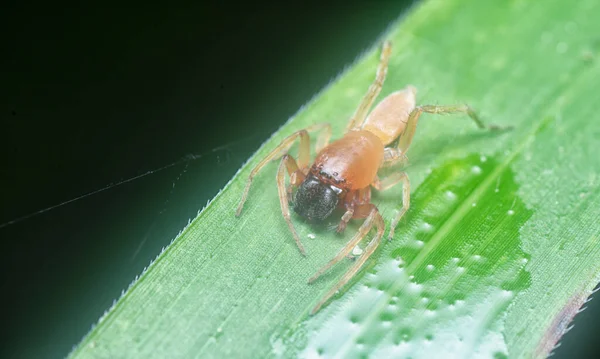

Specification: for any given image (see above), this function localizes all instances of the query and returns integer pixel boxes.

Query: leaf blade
[70,0,600,358]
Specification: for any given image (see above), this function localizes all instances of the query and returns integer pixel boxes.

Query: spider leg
[398,104,507,154]
[277,154,307,255]
[313,123,332,154]
[337,207,354,234]
[345,41,392,132]
[236,123,330,216]
[336,188,371,233]
[309,205,384,315]
[381,147,409,168]
[372,172,410,240]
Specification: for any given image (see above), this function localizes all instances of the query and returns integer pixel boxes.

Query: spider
[236,40,502,314]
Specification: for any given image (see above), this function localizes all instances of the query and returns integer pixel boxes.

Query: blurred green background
[0,1,597,358]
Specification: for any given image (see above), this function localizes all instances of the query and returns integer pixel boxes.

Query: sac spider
[236,40,502,314]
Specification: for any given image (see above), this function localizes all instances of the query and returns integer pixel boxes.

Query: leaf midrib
[330,30,600,354]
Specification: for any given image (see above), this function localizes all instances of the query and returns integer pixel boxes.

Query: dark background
[0,1,597,358]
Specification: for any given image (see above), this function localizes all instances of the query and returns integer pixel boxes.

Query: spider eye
[293,176,339,221]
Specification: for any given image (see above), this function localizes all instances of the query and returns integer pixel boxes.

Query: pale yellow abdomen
[361,86,416,146]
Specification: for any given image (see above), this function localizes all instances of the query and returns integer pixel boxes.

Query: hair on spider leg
[325,219,342,233]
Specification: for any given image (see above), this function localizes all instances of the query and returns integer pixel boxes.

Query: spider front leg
[336,187,372,233]
[236,123,331,216]
[372,172,410,240]
[277,154,308,255]
[309,204,385,314]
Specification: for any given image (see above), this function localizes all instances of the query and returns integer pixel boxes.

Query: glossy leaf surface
[70,0,600,358]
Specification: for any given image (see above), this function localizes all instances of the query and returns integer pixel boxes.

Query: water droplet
[541,32,553,43]
[472,202,477,207]
[424,309,436,317]
[556,42,568,54]
[445,190,457,200]
[507,209,515,216]
[426,264,435,271]
[307,233,316,239]
[472,254,482,261]
[564,21,577,34]
[396,328,413,343]
[352,245,363,256]
[451,257,460,263]
[407,282,423,293]
[421,222,433,231]
[471,166,482,175]
[457,267,466,274]
[480,155,487,162]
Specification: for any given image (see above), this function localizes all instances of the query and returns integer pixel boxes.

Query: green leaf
[69,0,600,358]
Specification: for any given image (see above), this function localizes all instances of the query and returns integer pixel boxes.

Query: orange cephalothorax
[310,130,384,190]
